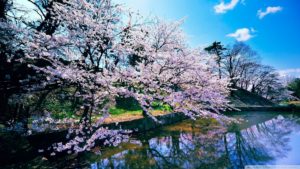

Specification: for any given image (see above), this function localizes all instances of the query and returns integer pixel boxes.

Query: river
[3,111,300,169]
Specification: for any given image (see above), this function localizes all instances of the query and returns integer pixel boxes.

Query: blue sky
[115,0,300,75]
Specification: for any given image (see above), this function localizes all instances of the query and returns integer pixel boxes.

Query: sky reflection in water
[90,112,300,169]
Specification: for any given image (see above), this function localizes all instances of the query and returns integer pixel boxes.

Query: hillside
[229,88,275,107]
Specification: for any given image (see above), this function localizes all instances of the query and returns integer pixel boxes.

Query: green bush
[115,97,141,111]
[43,94,76,119]
[151,101,172,112]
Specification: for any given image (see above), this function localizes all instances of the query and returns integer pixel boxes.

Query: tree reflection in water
[92,114,300,169]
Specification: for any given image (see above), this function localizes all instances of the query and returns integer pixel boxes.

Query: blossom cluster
[1,0,230,154]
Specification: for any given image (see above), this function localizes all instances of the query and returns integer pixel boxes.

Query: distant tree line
[205,41,291,102]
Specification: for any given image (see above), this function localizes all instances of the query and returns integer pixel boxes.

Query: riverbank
[229,105,300,112]
[0,112,187,166]
[1,88,300,166]
[6,88,300,143]
[26,105,300,139]
[24,104,300,154]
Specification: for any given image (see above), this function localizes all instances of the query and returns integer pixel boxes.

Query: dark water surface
[4,111,300,169]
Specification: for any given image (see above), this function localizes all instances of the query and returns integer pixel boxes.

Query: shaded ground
[230,88,275,107]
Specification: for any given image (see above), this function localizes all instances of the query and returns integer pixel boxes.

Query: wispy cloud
[214,0,239,14]
[227,28,254,42]
[258,6,282,19]
[278,68,300,78]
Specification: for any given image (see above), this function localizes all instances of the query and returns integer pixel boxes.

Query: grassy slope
[229,88,275,107]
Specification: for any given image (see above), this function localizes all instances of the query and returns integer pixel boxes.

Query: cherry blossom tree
[118,18,230,120]
[0,0,230,154]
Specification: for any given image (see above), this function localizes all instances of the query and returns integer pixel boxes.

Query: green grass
[109,101,172,116]
[109,107,142,116]
[280,100,300,104]
[151,101,172,112]
[43,95,172,120]
[280,101,300,107]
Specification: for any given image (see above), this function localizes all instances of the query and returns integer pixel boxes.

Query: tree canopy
[0,0,230,154]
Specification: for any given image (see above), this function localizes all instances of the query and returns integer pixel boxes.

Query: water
[3,111,300,169]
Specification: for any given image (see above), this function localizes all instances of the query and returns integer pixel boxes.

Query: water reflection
[3,112,299,169]
[91,113,300,169]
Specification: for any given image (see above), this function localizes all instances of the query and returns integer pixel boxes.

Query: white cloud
[278,68,300,78]
[214,0,239,14]
[258,6,282,19]
[227,28,254,42]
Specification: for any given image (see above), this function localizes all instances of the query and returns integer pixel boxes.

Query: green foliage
[151,101,172,112]
[227,122,240,133]
[109,107,126,115]
[44,99,75,119]
[204,41,226,79]
[115,96,141,111]
[204,41,226,57]
[288,78,300,99]
[41,90,77,119]
[109,107,142,116]
[115,97,172,112]
[109,100,172,116]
